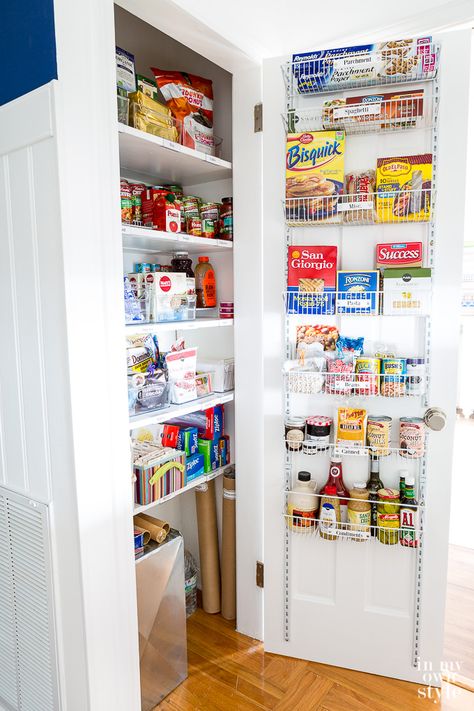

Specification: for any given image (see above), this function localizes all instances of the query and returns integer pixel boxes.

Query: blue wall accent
[0,1,58,106]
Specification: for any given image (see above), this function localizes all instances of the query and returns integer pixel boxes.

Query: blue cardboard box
[177,426,198,456]
[186,453,205,481]
[336,270,379,314]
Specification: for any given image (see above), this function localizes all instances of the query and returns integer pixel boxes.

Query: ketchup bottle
[322,456,349,522]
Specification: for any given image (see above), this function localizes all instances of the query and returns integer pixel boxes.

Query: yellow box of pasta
[376,153,432,223]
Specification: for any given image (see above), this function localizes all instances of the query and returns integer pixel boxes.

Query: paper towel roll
[134,514,169,544]
[195,480,221,613]
[221,471,236,620]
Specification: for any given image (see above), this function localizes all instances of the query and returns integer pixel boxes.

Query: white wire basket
[284,441,426,462]
[285,189,433,226]
[284,41,440,97]
[284,290,431,317]
[284,370,425,399]
[285,92,434,135]
[283,512,421,545]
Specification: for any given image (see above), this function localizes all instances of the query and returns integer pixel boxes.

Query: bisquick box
[336,271,380,314]
[287,246,338,315]
[382,268,431,315]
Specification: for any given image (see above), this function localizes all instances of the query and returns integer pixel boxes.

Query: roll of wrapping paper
[195,479,221,613]
[134,526,151,546]
[221,471,236,620]
[133,514,170,544]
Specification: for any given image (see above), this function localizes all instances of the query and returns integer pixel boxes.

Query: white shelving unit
[122,224,233,255]
[125,318,233,334]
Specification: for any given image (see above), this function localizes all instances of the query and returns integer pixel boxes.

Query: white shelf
[129,391,235,430]
[125,318,233,334]
[118,123,232,183]
[133,464,230,515]
[122,224,233,255]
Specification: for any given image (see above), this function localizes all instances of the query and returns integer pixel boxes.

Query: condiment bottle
[347,483,371,541]
[195,256,216,308]
[400,477,418,548]
[287,471,317,532]
[319,485,340,541]
[171,251,194,277]
[399,469,408,500]
[367,454,384,536]
[322,456,349,523]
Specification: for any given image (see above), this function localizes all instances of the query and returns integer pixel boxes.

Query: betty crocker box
[287,246,338,315]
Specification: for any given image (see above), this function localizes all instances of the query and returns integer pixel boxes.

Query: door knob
[424,407,447,431]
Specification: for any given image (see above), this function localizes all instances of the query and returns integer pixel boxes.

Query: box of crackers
[287,246,338,315]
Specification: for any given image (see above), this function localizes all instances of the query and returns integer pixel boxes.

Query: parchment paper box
[382,267,431,315]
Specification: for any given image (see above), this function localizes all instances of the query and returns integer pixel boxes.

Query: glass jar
[285,416,305,451]
[377,488,400,545]
[171,251,194,278]
[220,197,233,240]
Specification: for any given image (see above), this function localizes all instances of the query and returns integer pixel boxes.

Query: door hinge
[256,561,264,588]
[254,103,263,133]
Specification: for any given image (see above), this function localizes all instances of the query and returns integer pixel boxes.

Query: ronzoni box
[336,271,380,314]
[287,246,338,315]
[382,268,431,315]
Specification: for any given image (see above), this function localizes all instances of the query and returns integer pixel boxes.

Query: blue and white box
[336,271,380,314]
[177,427,198,456]
[186,453,205,482]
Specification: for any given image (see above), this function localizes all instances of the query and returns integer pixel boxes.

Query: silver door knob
[424,407,447,431]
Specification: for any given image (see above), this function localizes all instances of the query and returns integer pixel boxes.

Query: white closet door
[262,29,471,683]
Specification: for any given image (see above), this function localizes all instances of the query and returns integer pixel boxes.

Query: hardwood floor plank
[273,671,333,711]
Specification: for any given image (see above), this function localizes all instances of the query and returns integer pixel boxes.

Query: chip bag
[151,68,214,154]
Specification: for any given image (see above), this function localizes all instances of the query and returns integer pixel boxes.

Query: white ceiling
[170,0,473,60]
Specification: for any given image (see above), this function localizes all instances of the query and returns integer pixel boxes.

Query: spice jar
[347,483,371,541]
[285,417,306,451]
[305,416,332,451]
[377,488,400,545]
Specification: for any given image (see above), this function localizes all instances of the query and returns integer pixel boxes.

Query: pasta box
[287,245,338,315]
[382,268,431,315]
[376,241,423,269]
[336,271,380,314]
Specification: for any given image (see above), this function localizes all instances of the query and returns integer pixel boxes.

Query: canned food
[200,202,220,221]
[381,358,407,397]
[355,357,380,396]
[201,219,216,238]
[285,417,306,451]
[305,416,332,451]
[220,197,233,240]
[135,263,152,273]
[407,358,426,396]
[129,182,145,224]
[186,218,202,237]
[377,488,400,544]
[399,417,426,458]
[367,415,392,456]
[120,179,133,224]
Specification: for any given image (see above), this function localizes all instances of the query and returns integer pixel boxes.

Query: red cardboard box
[376,242,423,269]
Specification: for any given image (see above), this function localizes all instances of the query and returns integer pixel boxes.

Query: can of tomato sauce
[399,417,426,458]
[201,219,216,238]
[187,218,202,236]
[120,180,133,224]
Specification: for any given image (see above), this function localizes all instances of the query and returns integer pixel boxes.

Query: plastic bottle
[322,456,349,522]
[319,485,341,541]
[195,256,216,308]
[287,471,317,532]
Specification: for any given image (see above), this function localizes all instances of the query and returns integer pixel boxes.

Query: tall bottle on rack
[367,454,384,536]
[322,456,349,523]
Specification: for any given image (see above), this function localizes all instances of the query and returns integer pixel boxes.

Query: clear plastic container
[129,100,180,142]
[117,94,129,125]
[184,550,198,617]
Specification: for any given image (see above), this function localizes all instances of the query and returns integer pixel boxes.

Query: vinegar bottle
[322,456,349,523]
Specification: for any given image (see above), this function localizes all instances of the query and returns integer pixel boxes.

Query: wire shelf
[285,189,432,226]
[283,513,421,544]
[284,41,439,97]
[284,290,431,317]
[284,441,425,461]
[284,370,425,399]
[285,93,433,135]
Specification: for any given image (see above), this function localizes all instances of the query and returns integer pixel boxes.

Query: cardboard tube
[134,514,169,544]
[195,479,221,613]
[134,526,151,546]
[221,472,236,620]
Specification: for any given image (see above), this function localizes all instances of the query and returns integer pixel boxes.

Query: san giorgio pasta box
[287,245,338,315]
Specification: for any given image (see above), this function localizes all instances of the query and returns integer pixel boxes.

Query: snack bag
[296,324,339,355]
[376,154,432,222]
[151,68,214,154]
[336,408,367,448]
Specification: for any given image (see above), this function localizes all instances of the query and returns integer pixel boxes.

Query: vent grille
[0,488,59,710]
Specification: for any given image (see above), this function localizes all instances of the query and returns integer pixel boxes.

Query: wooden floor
[444,544,474,681]
[156,609,474,711]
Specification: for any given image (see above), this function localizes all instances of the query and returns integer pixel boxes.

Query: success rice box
[286,131,345,222]
[287,246,338,315]
[336,271,380,314]
[376,154,432,223]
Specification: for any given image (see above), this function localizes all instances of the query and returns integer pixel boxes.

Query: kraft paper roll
[221,472,236,620]
[134,526,151,546]
[134,514,169,544]
[195,479,221,613]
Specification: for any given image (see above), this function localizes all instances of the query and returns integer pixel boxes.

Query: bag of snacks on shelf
[165,347,198,404]
[296,324,339,356]
[325,354,355,396]
[340,170,376,223]
[151,68,215,154]
[336,335,364,356]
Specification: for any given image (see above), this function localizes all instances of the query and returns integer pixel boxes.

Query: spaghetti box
[186,452,205,481]
[218,435,230,467]
[198,439,219,473]
[287,245,337,315]
[382,268,431,315]
[116,46,136,93]
[336,271,380,314]
[177,427,198,456]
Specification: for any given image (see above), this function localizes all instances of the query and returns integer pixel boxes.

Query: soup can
[367,415,392,456]
[355,357,380,396]
[399,417,426,458]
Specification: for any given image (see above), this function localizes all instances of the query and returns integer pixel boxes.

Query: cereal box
[286,131,345,222]
[382,268,432,315]
[376,242,423,269]
[291,38,437,93]
[336,271,380,314]
[376,154,432,223]
[287,246,338,315]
